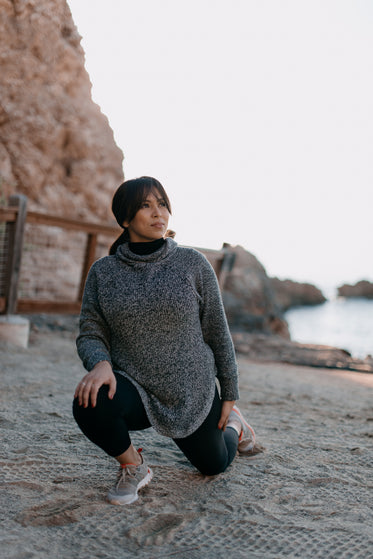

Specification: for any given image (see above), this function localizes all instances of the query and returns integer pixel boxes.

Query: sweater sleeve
[197,255,239,401]
[76,265,112,372]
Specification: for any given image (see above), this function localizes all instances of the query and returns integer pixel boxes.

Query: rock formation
[270,277,327,311]
[338,280,373,299]
[0,0,123,221]
[220,245,290,338]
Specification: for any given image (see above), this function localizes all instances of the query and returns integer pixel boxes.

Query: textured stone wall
[0,0,123,221]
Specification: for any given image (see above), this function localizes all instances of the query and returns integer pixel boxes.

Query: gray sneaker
[107,456,153,505]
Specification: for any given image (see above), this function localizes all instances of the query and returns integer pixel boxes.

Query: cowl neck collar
[129,237,165,255]
[116,237,178,265]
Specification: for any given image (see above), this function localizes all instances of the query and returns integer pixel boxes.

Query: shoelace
[116,448,144,487]
[116,465,137,487]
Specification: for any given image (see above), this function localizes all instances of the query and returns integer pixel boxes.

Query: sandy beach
[1,318,373,559]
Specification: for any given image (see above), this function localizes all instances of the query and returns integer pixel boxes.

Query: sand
[1,320,373,559]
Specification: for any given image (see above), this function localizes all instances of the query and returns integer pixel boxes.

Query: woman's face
[123,190,170,242]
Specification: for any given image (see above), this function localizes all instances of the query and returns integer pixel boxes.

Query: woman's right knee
[72,397,92,427]
[72,386,112,425]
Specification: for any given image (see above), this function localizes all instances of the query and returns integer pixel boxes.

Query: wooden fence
[0,195,235,315]
[0,195,120,314]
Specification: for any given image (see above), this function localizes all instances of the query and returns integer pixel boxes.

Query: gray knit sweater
[76,238,239,438]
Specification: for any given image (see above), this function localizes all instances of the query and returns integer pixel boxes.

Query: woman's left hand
[218,400,235,431]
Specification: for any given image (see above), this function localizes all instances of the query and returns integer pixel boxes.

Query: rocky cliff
[0,0,123,220]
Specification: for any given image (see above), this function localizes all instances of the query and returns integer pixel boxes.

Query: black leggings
[73,374,238,476]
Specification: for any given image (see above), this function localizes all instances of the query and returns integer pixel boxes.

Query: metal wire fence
[18,224,112,301]
[0,197,119,314]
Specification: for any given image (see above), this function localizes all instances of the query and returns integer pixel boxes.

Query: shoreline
[22,313,373,374]
[232,332,373,374]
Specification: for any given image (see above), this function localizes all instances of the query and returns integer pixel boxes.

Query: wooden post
[4,195,28,315]
[78,233,97,301]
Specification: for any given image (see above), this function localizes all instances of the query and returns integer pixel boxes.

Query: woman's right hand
[74,360,117,408]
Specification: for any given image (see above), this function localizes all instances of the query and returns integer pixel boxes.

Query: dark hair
[109,176,172,255]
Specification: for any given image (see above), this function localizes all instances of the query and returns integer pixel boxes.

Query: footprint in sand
[126,513,191,547]
[16,498,103,527]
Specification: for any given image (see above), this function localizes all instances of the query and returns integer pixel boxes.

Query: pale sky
[67,0,373,288]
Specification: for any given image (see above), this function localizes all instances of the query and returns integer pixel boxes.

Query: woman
[73,176,257,506]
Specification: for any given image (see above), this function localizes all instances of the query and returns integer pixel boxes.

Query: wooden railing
[0,195,119,314]
[0,195,28,314]
[0,195,235,315]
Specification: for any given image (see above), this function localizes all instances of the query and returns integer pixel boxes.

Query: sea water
[285,296,373,359]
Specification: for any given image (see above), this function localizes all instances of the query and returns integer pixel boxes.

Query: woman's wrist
[91,360,112,371]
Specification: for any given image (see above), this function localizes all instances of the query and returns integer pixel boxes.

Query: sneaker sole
[241,442,265,457]
[107,467,153,506]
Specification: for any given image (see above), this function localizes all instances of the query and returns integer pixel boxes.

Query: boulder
[337,280,373,299]
[221,245,290,338]
[0,0,123,221]
[270,277,327,311]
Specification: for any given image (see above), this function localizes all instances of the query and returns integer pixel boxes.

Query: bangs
[128,179,171,222]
